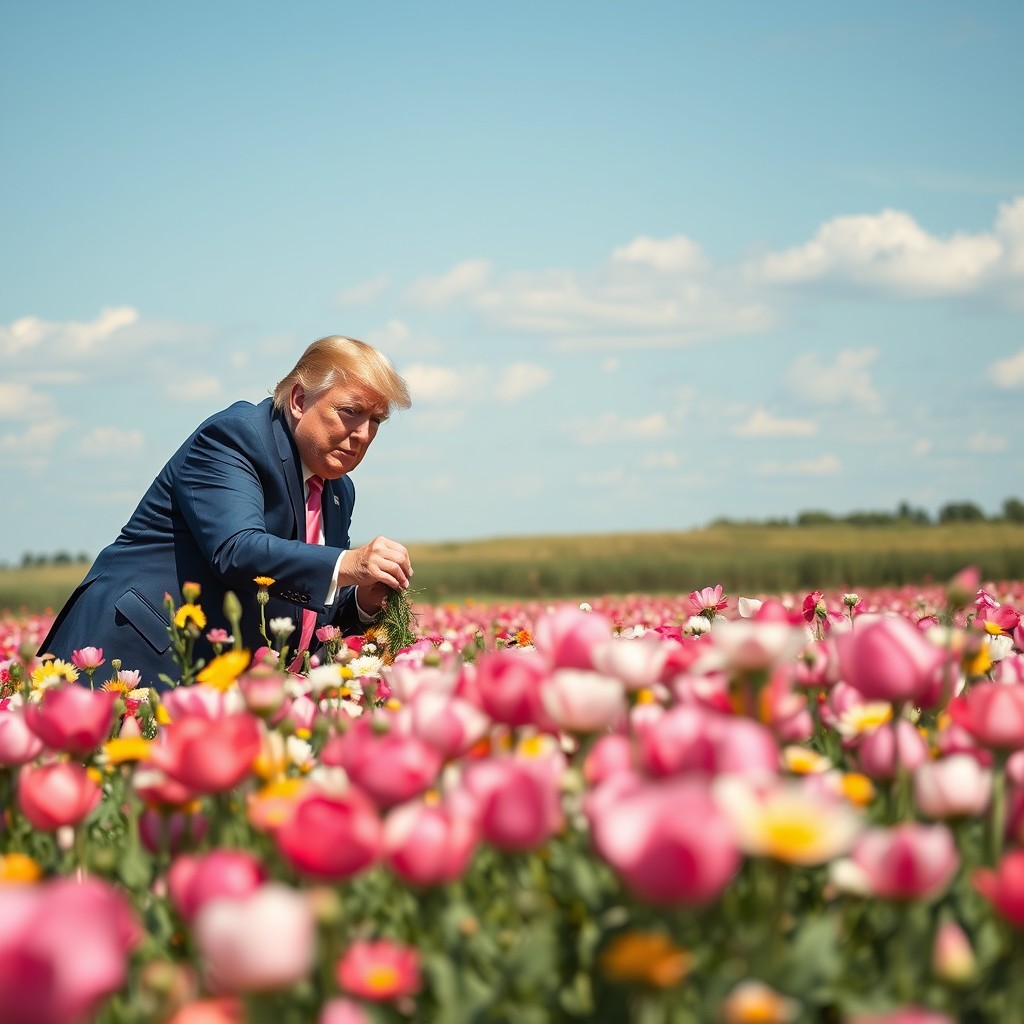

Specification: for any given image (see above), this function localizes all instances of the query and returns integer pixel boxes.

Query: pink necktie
[292,475,324,670]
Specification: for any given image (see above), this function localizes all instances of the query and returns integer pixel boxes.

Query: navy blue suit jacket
[40,398,364,686]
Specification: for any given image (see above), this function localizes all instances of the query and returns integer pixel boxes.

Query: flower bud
[932,920,976,985]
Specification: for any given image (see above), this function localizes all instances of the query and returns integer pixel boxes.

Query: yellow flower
[253,576,275,587]
[30,659,79,688]
[173,603,207,630]
[717,779,863,867]
[964,643,992,679]
[600,931,691,988]
[155,703,173,726]
[834,701,893,739]
[0,853,43,885]
[781,746,831,775]
[103,737,153,765]
[514,628,533,647]
[196,650,252,691]
[838,772,876,808]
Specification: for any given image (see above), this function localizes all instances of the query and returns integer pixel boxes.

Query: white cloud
[578,468,626,487]
[987,347,1024,389]
[74,427,145,459]
[405,260,492,307]
[0,420,70,467]
[756,209,1003,296]
[566,412,670,445]
[756,454,842,476]
[640,451,680,469]
[0,307,139,359]
[732,408,818,438]
[165,375,224,402]
[404,362,550,405]
[611,234,706,273]
[911,438,932,457]
[967,430,1009,453]
[785,348,881,411]
[336,274,392,306]
[495,363,552,402]
[601,357,620,372]
[0,381,55,421]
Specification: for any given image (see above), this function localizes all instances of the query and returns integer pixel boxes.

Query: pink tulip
[0,703,45,766]
[139,808,208,855]
[590,637,669,690]
[194,883,315,993]
[473,649,555,729]
[913,754,992,819]
[461,755,564,852]
[0,876,139,1024]
[134,766,201,810]
[974,849,1024,927]
[847,1011,954,1024]
[532,604,614,670]
[17,760,102,830]
[161,685,243,721]
[275,790,382,880]
[336,938,421,1002]
[407,689,490,759]
[321,718,442,808]
[70,646,105,671]
[149,713,262,794]
[835,615,946,706]
[237,670,287,717]
[319,999,371,1024]
[932,920,976,984]
[587,774,740,903]
[851,823,958,901]
[167,998,242,1024]
[855,720,929,782]
[383,797,479,886]
[540,669,626,734]
[24,685,117,757]
[583,734,634,786]
[949,682,1024,750]
[168,850,267,923]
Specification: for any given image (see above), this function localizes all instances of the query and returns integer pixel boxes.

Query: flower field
[2,572,1024,1023]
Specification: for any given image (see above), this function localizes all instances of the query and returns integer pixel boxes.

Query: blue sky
[2,1,1023,565]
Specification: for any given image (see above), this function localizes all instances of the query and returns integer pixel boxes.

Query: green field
[4,521,1024,616]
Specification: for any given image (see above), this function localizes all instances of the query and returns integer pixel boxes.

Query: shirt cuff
[326,553,344,605]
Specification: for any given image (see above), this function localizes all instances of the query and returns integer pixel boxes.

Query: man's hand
[338,536,412,591]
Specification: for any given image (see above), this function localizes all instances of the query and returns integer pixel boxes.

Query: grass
[4,521,1024,615]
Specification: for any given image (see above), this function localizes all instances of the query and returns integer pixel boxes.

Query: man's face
[289,381,384,479]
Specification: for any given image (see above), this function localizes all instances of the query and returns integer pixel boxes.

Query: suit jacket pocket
[114,589,172,655]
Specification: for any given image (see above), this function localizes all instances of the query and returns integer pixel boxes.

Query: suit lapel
[270,403,305,538]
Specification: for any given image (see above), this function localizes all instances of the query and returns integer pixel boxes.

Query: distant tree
[845,510,896,527]
[1003,497,1024,523]
[52,551,73,565]
[796,510,836,527]
[896,501,932,525]
[77,552,91,563]
[938,501,986,523]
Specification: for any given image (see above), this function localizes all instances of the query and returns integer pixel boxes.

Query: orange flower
[0,853,43,884]
[600,930,691,988]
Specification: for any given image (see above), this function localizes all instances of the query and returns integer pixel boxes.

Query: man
[39,335,413,687]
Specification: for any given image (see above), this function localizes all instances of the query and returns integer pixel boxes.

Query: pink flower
[835,615,946,706]
[194,883,315,993]
[319,999,370,1024]
[689,585,728,616]
[162,685,242,721]
[949,682,1024,750]
[70,646,104,671]
[932,920,976,984]
[321,718,442,808]
[850,823,959,901]
[149,713,262,795]
[974,849,1024,927]
[532,604,614,670]
[461,755,564,852]
[0,877,139,1024]
[24,685,117,756]
[383,796,479,886]
[472,649,555,730]
[407,690,490,760]
[205,629,233,645]
[913,754,992,819]
[590,637,669,690]
[17,760,102,830]
[336,939,421,1002]
[847,1011,954,1024]
[587,774,741,903]
[0,703,45,766]
[168,850,267,923]
[855,719,929,782]
[583,734,634,786]
[315,625,342,644]
[274,790,382,881]
[540,669,626,734]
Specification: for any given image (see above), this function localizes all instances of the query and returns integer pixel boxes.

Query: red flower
[336,939,421,1002]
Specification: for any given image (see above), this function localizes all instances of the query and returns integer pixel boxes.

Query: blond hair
[273,336,411,417]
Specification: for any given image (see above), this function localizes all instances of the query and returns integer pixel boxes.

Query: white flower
[737,597,763,619]
[686,615,711,636]
[268,617,296,639]
[989,634,1014,663]
[348,655,385,678]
